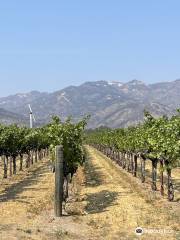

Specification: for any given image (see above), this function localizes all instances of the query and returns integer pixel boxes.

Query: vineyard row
[86,110,180,201]
[0,116,87,180]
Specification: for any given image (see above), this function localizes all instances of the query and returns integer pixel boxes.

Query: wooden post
[9,156,12,176]
[3,156,8,179]
[35,151,38,163]
[133,155,137,177]
[151,160,158,191]
[160,159,164,196]
[140,156,146,183]
[130,154,133,172]
[12,156,16,175]
[31,151,34,165]
[167,168,174,201]
[19,154,23,171]
[54,145,64,217]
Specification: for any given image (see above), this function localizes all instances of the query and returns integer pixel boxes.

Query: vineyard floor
[0,157,94,240]
[78,146,180,240]
[0,158,55,239]
[0,147,179,240]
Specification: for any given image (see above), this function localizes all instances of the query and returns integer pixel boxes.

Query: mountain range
[0,79,179,128]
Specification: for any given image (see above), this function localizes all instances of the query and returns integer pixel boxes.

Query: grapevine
[86,110,180,201]
[0,116,87,182]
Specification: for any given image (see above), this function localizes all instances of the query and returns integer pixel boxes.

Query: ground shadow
[174,180,180,192]
[0,164,49,204]
[85,190,118,214]
[84,155,104,187]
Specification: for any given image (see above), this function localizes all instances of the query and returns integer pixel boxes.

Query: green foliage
[86,111,180,168]
[47,116,88,173]
[0,116,88,174]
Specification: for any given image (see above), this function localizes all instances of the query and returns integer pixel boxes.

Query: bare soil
[0,146,179,240]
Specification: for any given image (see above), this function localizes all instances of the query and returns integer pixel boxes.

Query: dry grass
[0,156,93,240]
[0,158,55,239]
[79,146,180,240]
[0,147,179,240]
[142,159,180,201]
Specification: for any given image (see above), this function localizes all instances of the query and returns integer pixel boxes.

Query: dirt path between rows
[0,147,179,240]
[79,146,179,240]
[0,158,55,239]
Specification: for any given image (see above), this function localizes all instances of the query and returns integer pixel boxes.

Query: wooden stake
[54,145,64,217]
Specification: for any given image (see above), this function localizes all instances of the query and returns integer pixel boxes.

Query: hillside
[0,79,179,128]
[0,108,26,125]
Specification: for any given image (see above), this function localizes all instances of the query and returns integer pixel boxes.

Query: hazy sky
[0,0,180,96]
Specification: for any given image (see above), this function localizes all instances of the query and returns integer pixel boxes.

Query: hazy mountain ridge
[0,79,179,128]
[0,108,27,125]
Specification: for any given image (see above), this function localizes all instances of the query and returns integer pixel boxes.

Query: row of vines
[0,116,87,180]
[85,110,180,201]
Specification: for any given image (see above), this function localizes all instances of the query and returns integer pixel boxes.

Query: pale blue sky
[0,0,180,96]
